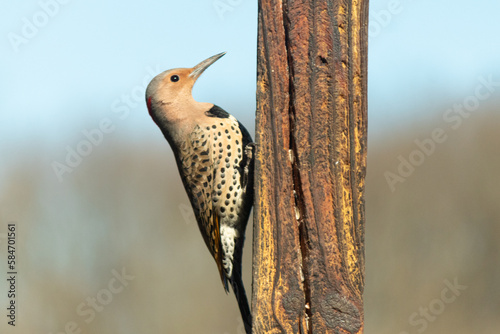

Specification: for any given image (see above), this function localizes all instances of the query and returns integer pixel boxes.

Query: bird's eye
[170,75,180,82]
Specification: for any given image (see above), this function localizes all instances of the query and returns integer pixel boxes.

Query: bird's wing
[178,125,226,288]
[208,115,249,283]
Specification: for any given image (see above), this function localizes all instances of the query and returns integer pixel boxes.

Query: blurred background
[1,0,499,333]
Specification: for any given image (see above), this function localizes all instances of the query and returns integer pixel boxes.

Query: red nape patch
[146,96,154,117]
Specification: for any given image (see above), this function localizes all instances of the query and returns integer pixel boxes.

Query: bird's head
[146,52,226,125]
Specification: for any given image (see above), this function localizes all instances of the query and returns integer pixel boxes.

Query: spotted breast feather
[177,105,253,290]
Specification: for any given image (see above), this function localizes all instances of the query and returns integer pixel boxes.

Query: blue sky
[368,0,500,135]
[1,0,499,152]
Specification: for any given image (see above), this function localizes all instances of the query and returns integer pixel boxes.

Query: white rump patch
[220,225,238,278]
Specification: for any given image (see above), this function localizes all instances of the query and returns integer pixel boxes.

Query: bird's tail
[230,273,252,334]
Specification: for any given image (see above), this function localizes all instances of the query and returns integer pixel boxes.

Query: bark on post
[252,0,368,333]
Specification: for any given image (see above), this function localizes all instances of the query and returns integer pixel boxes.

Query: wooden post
[252,0,368,333]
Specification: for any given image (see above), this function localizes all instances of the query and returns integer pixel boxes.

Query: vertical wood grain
[253,0,368,332]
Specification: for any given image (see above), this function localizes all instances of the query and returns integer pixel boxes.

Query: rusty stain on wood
[253,0,368,333]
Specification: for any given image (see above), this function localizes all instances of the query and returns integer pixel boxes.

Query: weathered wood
[252,0,368,333]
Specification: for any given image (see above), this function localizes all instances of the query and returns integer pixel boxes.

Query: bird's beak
[189,52,226,80]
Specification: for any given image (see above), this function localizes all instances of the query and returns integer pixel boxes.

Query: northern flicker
[145,52,253,333]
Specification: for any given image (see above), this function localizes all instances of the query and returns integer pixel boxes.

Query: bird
[145,52,254,333]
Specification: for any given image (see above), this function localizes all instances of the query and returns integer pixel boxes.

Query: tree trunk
[252,0,368,333]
